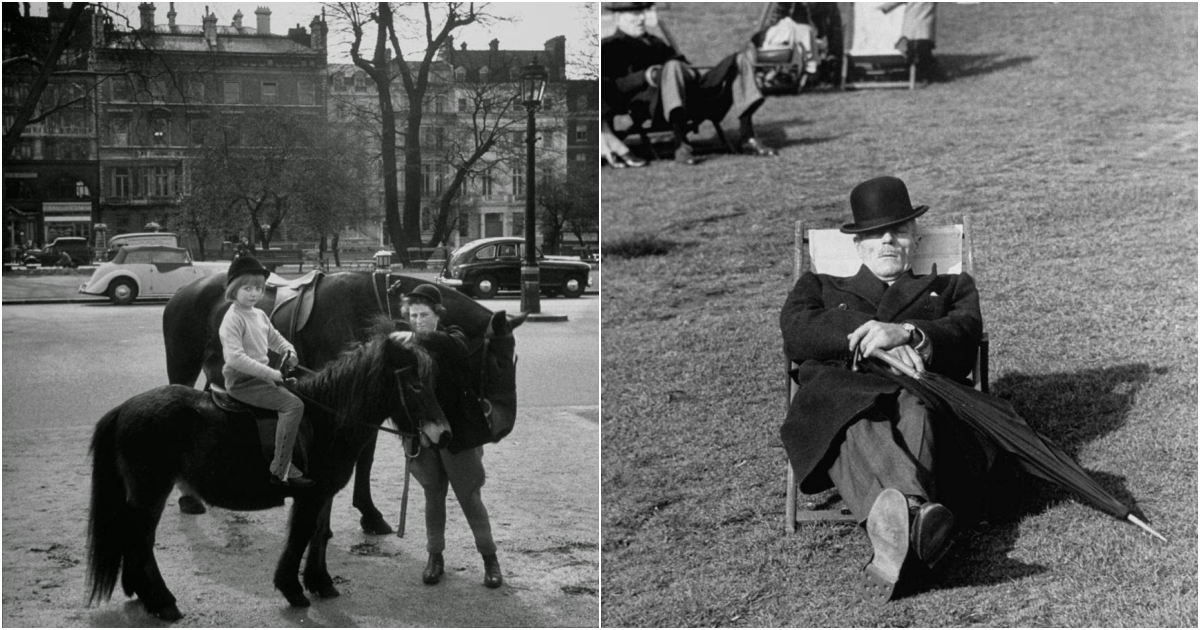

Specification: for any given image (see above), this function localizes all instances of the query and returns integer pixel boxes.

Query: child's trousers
[228,379,305,479]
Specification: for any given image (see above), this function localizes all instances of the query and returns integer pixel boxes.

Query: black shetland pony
[162,271,523,534]
[87,326,450,621]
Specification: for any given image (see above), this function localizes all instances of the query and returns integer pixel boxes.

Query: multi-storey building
[3,2,100,253]
[93,3,327,251]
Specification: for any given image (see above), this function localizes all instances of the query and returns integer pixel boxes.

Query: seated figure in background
[601,2,777,166]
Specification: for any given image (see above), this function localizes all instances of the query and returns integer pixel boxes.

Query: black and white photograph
[3,2,599,626]
[600,2,1195,627]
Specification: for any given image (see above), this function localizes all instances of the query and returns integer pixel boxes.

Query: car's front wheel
[108,278,138,305]
[472,274,499,299]
[561,274,585,298]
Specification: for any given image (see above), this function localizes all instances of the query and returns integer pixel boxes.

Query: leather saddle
[210,383,311,474]
[268,271,324,360]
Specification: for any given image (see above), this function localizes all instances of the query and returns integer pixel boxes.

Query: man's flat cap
[605,2,654,13]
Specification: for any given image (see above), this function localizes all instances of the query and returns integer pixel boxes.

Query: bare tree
[537,166,597,255]
[332,2,508,261]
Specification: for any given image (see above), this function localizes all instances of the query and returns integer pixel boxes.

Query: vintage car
[435,236,593,299]
[79,245,226,305]
[22,236,93,268]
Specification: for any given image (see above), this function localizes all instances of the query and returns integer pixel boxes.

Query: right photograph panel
[600,2,1198,627]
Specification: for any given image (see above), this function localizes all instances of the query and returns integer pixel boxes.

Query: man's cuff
[907,324,933,362]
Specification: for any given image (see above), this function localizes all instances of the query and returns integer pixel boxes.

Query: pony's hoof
[147,602,183,622]
[360,514,394,536]
[312,584,340,599]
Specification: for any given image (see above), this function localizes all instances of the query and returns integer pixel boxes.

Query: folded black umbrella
[864,350,1166,542]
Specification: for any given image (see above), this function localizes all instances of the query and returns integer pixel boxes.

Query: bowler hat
[226,255,270,286]
[841,176,928,234]
[605,2,654,12]
[406,284,442,306]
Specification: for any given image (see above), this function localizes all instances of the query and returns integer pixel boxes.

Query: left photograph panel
[2,2,600,626]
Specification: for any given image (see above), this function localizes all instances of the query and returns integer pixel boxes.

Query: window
[4,178,37,200]
[75,180,89,198]
[474,244,496,261]
[435,94,446,114]
[480,169,493,196]
[297,80,314,105]
[511,170,525,199]
[454,67,466,82]
[479,66,489,82]
[150,118,168,145]
[421,163,434,195]
[332,75,344,92]
[223,81,240,104]
[261,81,277,104]
[113,167,132,197]
[575,126,588,141]
[187,117,208,145]
[497,243,518,259]
[354,74,367,92]
[458,97,467,111]
[434,126,445,151]
[111,77,131,101]
[109,117,129,146]
[187,78,204,102]
[574,153,589,161]
[146,166,173,197]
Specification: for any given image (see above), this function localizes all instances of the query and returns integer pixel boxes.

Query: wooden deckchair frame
[784,215,989,531]
[840,2,917,90]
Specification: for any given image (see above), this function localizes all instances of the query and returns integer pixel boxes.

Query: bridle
[284,361,425,439]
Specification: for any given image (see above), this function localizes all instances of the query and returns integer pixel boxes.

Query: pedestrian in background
[879,2,942,82]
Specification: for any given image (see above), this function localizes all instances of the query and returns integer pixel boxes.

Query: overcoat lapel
[877,266,939,322]
[830,266,888,311]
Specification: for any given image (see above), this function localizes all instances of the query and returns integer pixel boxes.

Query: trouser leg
[828,391,935,523]
[442,447,497,556]
[659,59,697,144]
[229,379,306,480]
[730,49,765,122]
[408,441,450,554]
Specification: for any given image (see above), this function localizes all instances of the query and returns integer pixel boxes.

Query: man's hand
[848,320,911,360]
[881,344,926,375]
[645,64,662,87]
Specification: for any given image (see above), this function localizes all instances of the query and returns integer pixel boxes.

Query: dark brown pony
[87,328,450,621]
[162,271,522,533]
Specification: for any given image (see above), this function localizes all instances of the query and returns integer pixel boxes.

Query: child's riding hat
[226,255,271,287]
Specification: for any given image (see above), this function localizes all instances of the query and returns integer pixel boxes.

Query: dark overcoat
[601,29,741,127]
[779,265,982,493]
[419,326,493,454]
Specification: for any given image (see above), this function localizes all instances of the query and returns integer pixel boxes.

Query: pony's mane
[294,326,432,429]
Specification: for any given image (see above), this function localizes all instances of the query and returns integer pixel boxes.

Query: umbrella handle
[868,349,925,380]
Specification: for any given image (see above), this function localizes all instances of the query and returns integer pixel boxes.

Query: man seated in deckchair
[779,176,991,602]
[601,2,777,166]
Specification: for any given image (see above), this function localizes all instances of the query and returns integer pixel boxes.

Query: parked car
[22,236,92,267]
[435,237,593,299]
[79,245,226,305]
[104,232,179,261]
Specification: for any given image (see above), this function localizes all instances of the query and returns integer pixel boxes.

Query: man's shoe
[739,137,778,157]
[674,143,698,166]
[423,553,445,585]
[178,494,207,515]
[482,553,503,588]
[910,500,954,570]
[861,488,909,604]
[269,475,316,488]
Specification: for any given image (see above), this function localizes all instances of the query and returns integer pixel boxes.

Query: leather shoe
[618,152,647,168]
[482,553,503,588]
[861,488,909,604]
[739,137,777,157]
[178,494,207,515]
[269,474,315,488]
[674,143,698,166]
[910,499,954,569]
[422,553,444,585]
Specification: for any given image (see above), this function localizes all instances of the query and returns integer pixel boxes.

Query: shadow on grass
[940,53,1036,81]
[924,363,1159,591]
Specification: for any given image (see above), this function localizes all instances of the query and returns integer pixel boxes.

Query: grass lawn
[600,3,1197,627]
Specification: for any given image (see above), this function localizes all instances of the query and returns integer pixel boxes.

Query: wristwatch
[902,323,923,347]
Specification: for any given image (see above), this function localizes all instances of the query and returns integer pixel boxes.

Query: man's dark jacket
[780,265,982,493]
[601,29,740,127]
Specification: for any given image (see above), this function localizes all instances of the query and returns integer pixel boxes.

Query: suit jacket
[779,265,982,492]
[601,29,685,122]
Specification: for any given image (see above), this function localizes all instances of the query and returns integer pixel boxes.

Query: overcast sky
[29,2,597,76]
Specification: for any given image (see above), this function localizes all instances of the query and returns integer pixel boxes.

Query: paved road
[1,298,598,627]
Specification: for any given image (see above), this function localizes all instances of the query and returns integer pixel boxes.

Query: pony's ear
[394,319,413,332]
[506,311,527,331]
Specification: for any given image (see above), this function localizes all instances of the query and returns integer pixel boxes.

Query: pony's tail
[86,405,126,606]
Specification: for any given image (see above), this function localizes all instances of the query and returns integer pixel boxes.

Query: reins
[283,363,419,439]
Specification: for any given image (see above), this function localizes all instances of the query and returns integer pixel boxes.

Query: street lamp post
[519,62,547,315]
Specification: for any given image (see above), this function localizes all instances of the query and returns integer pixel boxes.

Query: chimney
[255,6,270,34]
[287,24,309,46]
[488,38,499,52]
[167,2,176,28]
[232,9,243,29]
[202,10,217,46]
[309,14,325,50]
[138,2,156,31]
